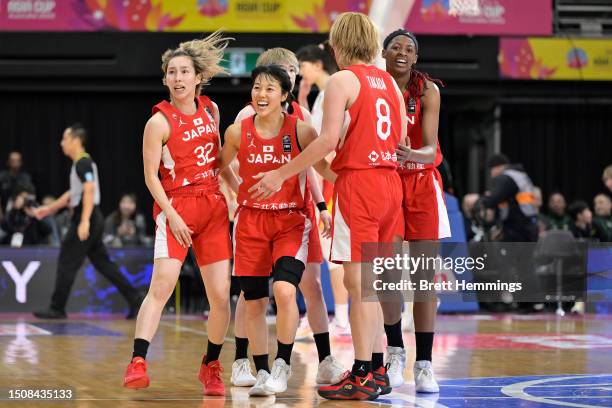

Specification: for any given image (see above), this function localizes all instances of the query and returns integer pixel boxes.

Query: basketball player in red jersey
[219,65,335,396]
[382,29,450,393]
[251,13,407,400]
[123,32,239,396]
[230,49,344,388]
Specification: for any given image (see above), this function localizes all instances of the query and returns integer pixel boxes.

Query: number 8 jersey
[152,96,221,192]
[330,65,402,172]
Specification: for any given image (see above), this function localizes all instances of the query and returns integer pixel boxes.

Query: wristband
[316,202,328,212]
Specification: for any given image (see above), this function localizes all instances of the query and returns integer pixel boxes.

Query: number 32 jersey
[330,64,402,172]
[152,96,221,192]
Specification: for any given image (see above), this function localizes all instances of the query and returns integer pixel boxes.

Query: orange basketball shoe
[199,358,225,396]
[123,357,150,389]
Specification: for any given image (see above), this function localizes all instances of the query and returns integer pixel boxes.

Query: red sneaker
[123,357,150,389]
[373,366,392,395]
[317,371,380,400]
[199,357,225,396]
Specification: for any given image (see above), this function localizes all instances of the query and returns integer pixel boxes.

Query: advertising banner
[500,37,612,80]
[0,0,369,32]
[404,0,552,36]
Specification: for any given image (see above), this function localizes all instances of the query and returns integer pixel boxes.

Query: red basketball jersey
[330,64,402,172]
[290,101,304,120]
[237,113,308,210]
[152,96,221,192]
[398,80,443,174]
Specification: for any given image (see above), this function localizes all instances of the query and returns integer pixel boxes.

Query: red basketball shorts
[395,168,451,241]
[233,207,311,277]
[153,188,231,265]
[330,168,402,263]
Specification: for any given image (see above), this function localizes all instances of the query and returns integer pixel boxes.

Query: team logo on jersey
[282,135,292,153]
[368,150,379,163]
[263,145,274,153]
[408,98,417,114]
[178,117,187,127]
[193,117,203,126]
[247,132,256,148]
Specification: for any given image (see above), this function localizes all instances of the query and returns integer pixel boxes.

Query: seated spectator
[462,193,480,241]
[103,193,149,247]
[593,193,612,241]
[0,189,50,247]
[533,187,550,237]
[0,151,35,211]
[546,192,571,231]
[567,200,609,242]
[603,165,612,193]
[40,195,71,247]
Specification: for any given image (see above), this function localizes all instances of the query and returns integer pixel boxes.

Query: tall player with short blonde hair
[252,13,407,400]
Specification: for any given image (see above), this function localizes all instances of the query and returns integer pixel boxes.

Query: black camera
[24,197,39,208]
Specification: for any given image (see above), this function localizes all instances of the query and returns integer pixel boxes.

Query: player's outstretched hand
[249,170,283,200]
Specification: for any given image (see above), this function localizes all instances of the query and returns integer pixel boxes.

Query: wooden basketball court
[1,313,611,407]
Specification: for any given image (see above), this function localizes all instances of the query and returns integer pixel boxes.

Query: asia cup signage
[1,0,551,36]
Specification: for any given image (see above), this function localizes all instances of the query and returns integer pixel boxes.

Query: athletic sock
[352,360,372,378]
[204,340,223,364]
[415,332,434,362]
[384,319,405,348]
[253,354,269,373]
[132,338,150,360]
[313,332,331,362]
[372,352,384,371]
[235,336,249,361]
[276,341,294,365]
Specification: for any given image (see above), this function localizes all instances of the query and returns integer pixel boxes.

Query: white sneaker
[294,317,311,341]
[249,370,274,396]
[316,355,346,384]
[571,301,585,315]
[232,358,257,387]
[414,360,439,393]
[329,318,351,336]
[385,346,407,388]
[263,358,291,394]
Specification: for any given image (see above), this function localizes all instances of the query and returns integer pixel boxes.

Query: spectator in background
[546,192,571,231]
[103,193,149,247]
[593,193,612,240]
[41,195,71,247]
[0,189,50,246]
[567,200,609,242]
[0,151,35,211]
[462,193,480,241]
[603,165,612,193]
[481,154,538,242]
[296,44,336,134]
[533,187,549,238]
